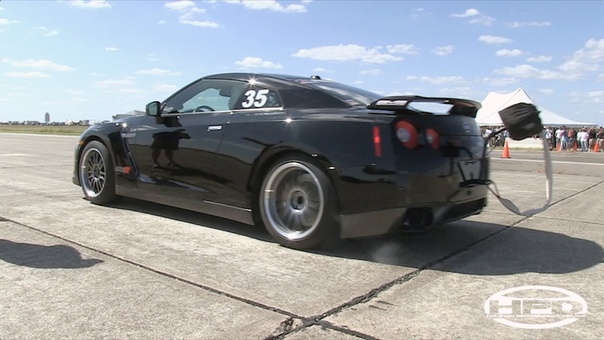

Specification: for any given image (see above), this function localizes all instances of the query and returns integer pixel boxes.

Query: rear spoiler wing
[367,96,482,118]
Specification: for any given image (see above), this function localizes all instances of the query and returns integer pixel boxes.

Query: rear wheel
[78,141,120,204]
[259,155,338,250]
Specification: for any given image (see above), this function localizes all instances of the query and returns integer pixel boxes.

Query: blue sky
[0,0,603,125]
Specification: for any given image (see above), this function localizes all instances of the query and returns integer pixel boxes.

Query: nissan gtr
[73,73,489,250]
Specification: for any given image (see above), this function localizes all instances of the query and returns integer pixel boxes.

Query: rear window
[302,81,381,107]
[406,102,455,115]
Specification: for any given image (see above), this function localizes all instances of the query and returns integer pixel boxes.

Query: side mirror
[146,101,161,116]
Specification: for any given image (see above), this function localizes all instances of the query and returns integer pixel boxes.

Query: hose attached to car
[485,130,553,217]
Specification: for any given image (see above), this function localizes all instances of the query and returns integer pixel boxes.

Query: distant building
[112,110,145,121]
[44,112,50,123]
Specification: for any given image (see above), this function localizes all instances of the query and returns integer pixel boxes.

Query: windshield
[304,81,381,107]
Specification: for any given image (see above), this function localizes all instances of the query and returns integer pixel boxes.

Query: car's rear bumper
[338,160,489,239]
[339,195,487,238]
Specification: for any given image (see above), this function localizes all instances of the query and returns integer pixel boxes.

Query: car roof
[202,73,328,87]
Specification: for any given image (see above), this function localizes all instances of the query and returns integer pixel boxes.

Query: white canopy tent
[475,87,596,127]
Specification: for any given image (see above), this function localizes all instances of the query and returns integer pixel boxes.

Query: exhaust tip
[402,208,434,233]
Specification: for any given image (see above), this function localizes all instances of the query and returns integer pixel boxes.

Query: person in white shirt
[544,127,552,150]
[577,128,589,152]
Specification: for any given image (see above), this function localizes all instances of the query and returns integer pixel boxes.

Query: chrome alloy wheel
[262,162,325,240]
[80,147,107,198]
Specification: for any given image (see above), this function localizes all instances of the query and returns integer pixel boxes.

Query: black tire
[78,141,120,205]
[259,155,339,250]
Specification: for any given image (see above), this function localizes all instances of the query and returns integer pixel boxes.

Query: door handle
[207,125,222,131]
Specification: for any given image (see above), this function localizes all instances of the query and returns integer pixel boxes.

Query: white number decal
[241,89,270,108]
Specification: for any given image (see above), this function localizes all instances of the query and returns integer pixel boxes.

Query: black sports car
[73,73,489,250]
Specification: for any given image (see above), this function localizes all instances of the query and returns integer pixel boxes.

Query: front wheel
[259,155,338,250]
[78,141,120,205]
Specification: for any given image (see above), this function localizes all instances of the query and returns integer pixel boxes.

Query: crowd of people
[544,126,604,152]
[481,125,604,152]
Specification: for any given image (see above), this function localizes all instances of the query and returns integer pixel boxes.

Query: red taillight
[395,120,418,149]
[425,128,440,149]
[373,125,382,157]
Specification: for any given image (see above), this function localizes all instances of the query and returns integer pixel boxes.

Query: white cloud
[152,83,180,92]
[387,90,416,96]
[432,45,454,56]
[68,0,111,9]
[35,26,59,36]
[482,77,518,87]
[406,75,464,84]
[180,19,219,28]
[569,91,604,104]
[114,88,144,94]
[470,15,495,26]
[147,53,160,62]
[3,72,50,78]
[10,59,74,71]
[311,67,333,73]
[451,8,479,18]
[509,21,551,28]
[95,77,136,88]
[165,1,219,28]
[493,64,572,80]
[410,8,428,19]
[105,47,119,52]
[234,57,283,69]
[526,55,552,63]
[136,68,181,76]
[558,38,604,75]
[0,18,20,25]
[478,35,512,44]
[157,20,167,24]
[360,69,381,75]
[538,88,555,95]
[493,39,604,82]
[598,73,604,82]
[226,0,308,13]
[440,87,474,96]
[451,8,494,26]
[495,49,524,57]
[292,44,403,63]
[66,89,84,95]
[386,44,418,55]
[165,0,197,11]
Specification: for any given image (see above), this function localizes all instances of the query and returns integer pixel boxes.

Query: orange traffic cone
[501,140,511,158]
[594,142,600,153]
[573,141,578,152]
[556,141,561,151]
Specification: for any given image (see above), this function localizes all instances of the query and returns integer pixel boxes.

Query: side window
[230,87,281,110]
[162,79,247,114]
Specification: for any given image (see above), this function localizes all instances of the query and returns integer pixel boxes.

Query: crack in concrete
[266,225,516,340]
[271,317,297,335]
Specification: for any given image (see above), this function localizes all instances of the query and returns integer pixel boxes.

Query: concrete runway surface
[1,133,602,339]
